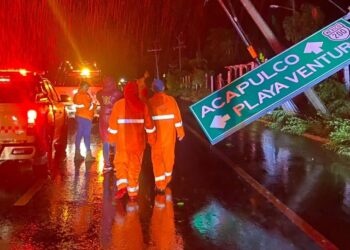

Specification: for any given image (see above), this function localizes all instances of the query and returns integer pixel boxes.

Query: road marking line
[13,179,46,206]
[186,123,338,250]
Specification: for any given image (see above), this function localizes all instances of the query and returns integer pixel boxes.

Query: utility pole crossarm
[173,33,186,72]
[147,48,162,53]
[148,45,162,79]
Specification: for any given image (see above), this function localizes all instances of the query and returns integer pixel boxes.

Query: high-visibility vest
[108,98,156,152]
[73,90,95,120]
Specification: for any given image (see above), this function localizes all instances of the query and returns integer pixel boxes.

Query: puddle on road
[191,201,298,250]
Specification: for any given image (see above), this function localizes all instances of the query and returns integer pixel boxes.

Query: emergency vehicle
[53,61,102,118]
[0,69,68,174]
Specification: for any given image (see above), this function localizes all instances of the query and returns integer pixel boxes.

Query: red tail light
[27,109,37,125]
[0,77,10,83]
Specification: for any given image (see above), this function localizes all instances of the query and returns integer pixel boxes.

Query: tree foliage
[203,28,249,71]
[166,69,181,91]
[166,53,209,98]
[283,3,325,43]
[315,77,350,118]
[267,110,308,135]
[326,119,350,157]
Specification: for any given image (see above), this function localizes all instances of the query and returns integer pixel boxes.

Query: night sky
[0,0,348,79]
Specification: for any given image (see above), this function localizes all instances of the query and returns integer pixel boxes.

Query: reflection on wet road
[0,105,350,249]
[214,122,350,249]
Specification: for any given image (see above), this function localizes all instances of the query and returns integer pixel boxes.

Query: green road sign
[190,14,350,145]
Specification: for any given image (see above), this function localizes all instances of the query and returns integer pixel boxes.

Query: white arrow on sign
[304,42,324,54]
[210,114,231,129]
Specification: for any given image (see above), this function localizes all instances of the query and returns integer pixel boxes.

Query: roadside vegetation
[166,55,211,102]
[265,77,350,157]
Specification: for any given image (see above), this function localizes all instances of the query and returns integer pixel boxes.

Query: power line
[327,0,347,14]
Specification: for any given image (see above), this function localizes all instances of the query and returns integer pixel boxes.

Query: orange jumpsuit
[149,92,185,190]
[108,82,155,197]
[150,188,184,249]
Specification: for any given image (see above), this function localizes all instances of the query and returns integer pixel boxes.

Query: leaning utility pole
[215,0,260,65]
[173,33,186,73]
[240,0,328,115]
[213,0,298,113]
[148,43,162,79]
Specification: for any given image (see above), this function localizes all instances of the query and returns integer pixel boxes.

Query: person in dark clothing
[96,77,123,172]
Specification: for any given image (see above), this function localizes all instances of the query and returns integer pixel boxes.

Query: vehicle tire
[55,120,68,154]
[33,128,53,177]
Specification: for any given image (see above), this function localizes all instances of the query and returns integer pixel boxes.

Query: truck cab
[53,61,102,118]
[0,69,68,173]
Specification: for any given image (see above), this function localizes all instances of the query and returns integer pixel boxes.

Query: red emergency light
[0,69,30,74]
[27,109,37,125]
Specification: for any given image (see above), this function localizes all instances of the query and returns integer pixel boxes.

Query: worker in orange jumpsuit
[73,81,96,161]
[108,81,156,200]
[148,79,185,193]
[150,188,183,249]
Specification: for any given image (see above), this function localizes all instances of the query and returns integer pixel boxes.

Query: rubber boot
[74,151,84,161]
[115,188,127,199]
[85,151,96,162]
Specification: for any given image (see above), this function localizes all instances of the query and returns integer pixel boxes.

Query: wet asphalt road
[0,102,350,249]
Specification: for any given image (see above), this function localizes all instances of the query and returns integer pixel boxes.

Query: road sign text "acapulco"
[190,15,350,145]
